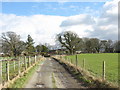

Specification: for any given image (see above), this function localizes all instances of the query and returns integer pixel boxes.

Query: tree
[41,45,49,52]
[82,38,102,53]
[85,39,92,53]
[25,35,35,55]
[100,40,114,53]
[56,31,83,54]
[36,45,42,54]
[1,31,25,57]
[113,41,120,53]
[105,40,114,53]
[90,38,101,53]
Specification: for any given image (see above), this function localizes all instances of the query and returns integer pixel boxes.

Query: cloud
[0,0,118,46]
[89,0,118,40]
[0,13,95,45]
[60,14,95,27]
[0,14,65,45]
[60,0,118,40]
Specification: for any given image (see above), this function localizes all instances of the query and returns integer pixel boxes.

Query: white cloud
[0,14,66,45]
[1,13,95,45]
[89,0,118,40]
[0,0,118,45]
[60,14,95,27]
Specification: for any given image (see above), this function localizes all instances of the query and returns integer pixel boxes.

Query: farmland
[64,53,118,85]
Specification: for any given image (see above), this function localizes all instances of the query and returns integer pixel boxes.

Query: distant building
[48,49,67,55]
[76,51,81,54]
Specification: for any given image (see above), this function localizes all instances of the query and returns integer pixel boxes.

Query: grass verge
[65,53,118,85]
[8,60,43,88]
[52,73,57,88]
[53,57,118,88]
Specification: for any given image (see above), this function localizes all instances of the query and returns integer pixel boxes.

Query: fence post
[20,57,22,68]
[18,58,21,75]
[14,60,15,71]
[60,55,62,59]
[35,55,36,63]
[29,56,31,66]
[24,56,27,70]
[75,54,78,67]
[6,61,10,81]
[0,60,2,88]
[71,59,72,64]
[67,57,69,63]
[66,57,68,62]
[83,59,85,69]
[102,61,105,80]
[28,56,30,67]
[68,57,70,63]
[30,57,33,65]
[65,56,67,61]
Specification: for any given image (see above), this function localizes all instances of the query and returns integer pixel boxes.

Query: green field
[65,53,118,85]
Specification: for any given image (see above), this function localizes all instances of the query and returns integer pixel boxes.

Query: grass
[1,56,41,85]
[52,73,57,88]
[65,53,118,86]
[1,57,28,83]
[9,60,43,88]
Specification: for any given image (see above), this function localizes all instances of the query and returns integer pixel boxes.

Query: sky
[0,0,118,45]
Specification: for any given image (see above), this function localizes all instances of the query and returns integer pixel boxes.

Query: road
[25,58,87,88]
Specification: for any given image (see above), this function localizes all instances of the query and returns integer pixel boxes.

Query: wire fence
[57,55,118,86]
[0,55,42,89]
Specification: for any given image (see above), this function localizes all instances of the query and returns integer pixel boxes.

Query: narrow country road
[25,58,87,88]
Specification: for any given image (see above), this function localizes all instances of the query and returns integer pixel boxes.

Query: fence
[0,55,42,89]
[59,55,106,81]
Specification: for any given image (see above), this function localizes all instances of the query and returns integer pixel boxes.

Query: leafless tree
[56,31,83,54]
[1,31,25,57]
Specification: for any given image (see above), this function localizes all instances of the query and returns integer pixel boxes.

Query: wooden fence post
[30,57,33,65]
[0,60,2,88]
[14,60,15,71]
[66,57,68,62]
[67,57,69,62]
[75,55,78,67]
[24,56,27,70]
[6,61,10,81]
[71,59,72,64]
[35,55,36,63]
[20,57,22,68]
[83,59,85,69]
[65,56,67,61]
[18,58,21,75]
[68,57,70,63]
[60,55,62,59]
[28,56,30,67]
[102,61,105,80]
[29,56,31,66]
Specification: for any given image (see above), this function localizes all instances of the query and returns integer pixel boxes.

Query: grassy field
[65,53,118,85]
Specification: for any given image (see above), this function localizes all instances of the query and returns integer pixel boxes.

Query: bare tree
[113,40,120,53]
[1,31,25,57]
[56,31,83,54]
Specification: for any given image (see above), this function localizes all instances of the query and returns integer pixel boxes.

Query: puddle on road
[35,83,45,88]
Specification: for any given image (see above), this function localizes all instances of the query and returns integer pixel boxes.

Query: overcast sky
[0,0,118,45]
